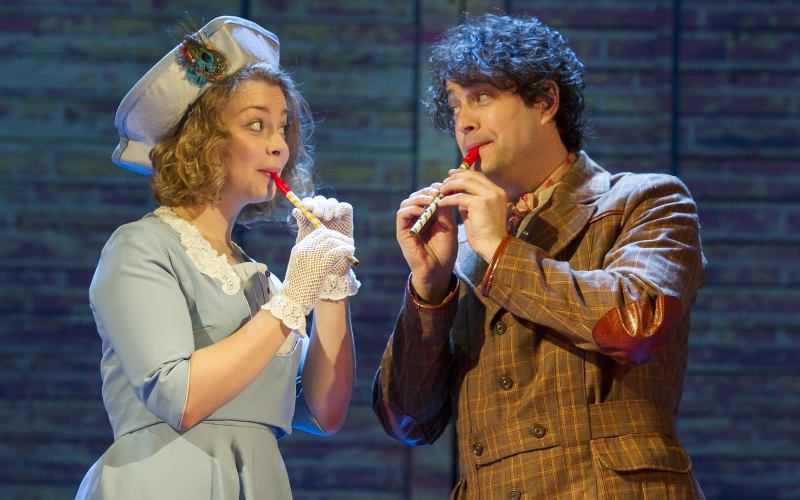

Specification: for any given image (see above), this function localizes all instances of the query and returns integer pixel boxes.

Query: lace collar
[154,206,241,295]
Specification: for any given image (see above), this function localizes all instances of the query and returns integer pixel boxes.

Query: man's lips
[465,141,490,152]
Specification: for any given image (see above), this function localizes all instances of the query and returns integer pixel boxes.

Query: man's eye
[477,93,490,102]
[247,120,263,131]
[450,105,461,115]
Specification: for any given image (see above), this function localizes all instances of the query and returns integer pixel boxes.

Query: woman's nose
[267,136,288,157]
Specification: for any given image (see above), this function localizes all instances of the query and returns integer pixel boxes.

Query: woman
[76,16,358,499]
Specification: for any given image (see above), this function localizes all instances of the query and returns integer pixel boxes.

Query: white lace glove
[261,227,355,333]
[293,196,360,301]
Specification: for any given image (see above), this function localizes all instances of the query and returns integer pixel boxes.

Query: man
[372,13,706,499]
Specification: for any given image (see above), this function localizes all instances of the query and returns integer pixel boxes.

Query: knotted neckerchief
[506,152,576,236]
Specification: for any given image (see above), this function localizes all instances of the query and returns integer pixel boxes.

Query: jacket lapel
[518,152,607,257]
[453,152,611,342]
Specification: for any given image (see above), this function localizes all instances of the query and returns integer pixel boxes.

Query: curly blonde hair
[150,63,314,223]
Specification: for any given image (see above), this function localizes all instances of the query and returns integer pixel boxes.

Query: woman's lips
[258,170,277,179]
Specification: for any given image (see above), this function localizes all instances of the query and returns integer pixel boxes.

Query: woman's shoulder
[91,213,180,297]
[101,212,177,260]
[111,211,160,234]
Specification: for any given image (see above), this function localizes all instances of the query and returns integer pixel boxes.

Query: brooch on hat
[173,20,228,86]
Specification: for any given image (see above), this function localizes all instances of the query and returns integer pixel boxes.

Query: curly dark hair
[150,63,314,224]
[425,13,587,152]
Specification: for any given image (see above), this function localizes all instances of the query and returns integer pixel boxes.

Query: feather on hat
[112,16,280,175]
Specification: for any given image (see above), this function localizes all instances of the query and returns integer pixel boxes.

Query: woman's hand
[292,196,359,301]
[261,227,355,331]
[294,196,354,240]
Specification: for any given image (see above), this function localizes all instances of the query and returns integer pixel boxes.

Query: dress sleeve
[480,175,706,365]
[292,379,331,437]
[265,272,328,436]
[90,224,193,430]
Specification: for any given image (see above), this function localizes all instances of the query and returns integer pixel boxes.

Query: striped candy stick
[270,173,360,267]
[409,147,480,236]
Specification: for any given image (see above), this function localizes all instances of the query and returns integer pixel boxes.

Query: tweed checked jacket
[372,152,706,499]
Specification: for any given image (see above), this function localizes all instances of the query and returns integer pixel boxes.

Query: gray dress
[76,208,323,499]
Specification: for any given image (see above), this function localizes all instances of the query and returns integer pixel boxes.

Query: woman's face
[218,80,289,208]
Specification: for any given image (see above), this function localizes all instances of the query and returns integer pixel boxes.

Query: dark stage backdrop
[1,0,798,498]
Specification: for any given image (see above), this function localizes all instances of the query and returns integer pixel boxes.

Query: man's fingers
[399,192,441,209]
[397,204,426,224]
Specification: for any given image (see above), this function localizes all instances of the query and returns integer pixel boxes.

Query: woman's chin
[252,188,275,204]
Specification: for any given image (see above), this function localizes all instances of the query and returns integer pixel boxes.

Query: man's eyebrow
[446,83,492,98]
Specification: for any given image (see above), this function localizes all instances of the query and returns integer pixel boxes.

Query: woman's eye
[450,105,461,115]
[278,124,287,136]
[247,120,263,131]
[477,93,490,103]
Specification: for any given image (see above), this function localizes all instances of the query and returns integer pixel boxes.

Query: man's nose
[455,107,476,136]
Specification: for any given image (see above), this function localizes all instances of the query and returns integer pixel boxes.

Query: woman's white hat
[112,16,280,175]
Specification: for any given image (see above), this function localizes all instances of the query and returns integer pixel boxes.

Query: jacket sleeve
[90,224,192,430]
[371,276,459,445]
[481,175,706,365]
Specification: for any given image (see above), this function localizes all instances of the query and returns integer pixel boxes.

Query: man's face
[446,81,546,194]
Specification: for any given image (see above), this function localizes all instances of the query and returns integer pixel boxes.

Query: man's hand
[437,169,509,262]
[396,183,458,304]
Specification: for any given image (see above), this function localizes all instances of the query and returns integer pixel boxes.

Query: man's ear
[540,81,560,125]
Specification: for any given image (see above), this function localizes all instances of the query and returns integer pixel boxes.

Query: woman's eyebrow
[237,105,288,116]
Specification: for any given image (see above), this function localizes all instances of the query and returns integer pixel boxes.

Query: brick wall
[1,0,797,498]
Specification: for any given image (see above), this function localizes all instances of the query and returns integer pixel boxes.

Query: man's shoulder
[611,170,686,189]
[607,171,692,201]
[577,152,690,198]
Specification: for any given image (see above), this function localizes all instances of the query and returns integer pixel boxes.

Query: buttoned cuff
[480,235,514,297]
[407,273,459,311]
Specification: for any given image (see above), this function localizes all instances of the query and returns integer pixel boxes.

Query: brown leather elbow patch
[592,295,682,364]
